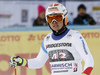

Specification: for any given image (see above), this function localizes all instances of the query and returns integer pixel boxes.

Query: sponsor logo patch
[48,7,59,12]
[51,63,73,71]
[73,63,78,72]
[46,43,72,49]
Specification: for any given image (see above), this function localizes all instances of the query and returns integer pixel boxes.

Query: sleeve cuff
[25,60,28,67]
[83,67,93,75]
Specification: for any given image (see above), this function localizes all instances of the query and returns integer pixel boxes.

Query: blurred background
[0,0,100,75]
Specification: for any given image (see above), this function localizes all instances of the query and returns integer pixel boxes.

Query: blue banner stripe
[0,26,100,32]
[41,39,47,54]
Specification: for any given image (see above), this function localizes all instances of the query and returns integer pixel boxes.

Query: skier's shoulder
[69,29,81,37]
[68,29,79,34]
[43,32,52,41]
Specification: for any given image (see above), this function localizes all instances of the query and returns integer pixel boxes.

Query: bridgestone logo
[46,43,72,49]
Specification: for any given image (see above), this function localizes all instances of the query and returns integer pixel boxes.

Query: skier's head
[45,3,68,32]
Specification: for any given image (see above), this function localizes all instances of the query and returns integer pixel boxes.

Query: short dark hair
[78,4,86,11]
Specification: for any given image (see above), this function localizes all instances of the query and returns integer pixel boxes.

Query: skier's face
[49,21,63,31]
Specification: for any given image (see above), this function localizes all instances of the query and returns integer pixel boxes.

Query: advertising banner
[0,1,100,28]
[0,29,100,75]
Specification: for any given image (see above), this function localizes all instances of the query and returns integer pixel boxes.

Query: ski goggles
[47,13,63,23]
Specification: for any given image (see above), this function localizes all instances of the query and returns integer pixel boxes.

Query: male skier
[9,3,94,75]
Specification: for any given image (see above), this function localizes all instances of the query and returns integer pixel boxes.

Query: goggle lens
[47,14,63,23]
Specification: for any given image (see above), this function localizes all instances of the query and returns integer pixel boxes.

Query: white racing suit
[27,29,94,75]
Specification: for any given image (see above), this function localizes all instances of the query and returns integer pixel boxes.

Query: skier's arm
[9,40,49,69]
[73,32,94,75]
[27,47,48,69]
[25,39,48,69]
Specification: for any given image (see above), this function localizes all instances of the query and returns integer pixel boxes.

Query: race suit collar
[52,29,70,40]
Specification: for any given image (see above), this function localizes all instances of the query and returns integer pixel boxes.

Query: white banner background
[0,1,100,28]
